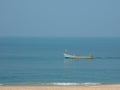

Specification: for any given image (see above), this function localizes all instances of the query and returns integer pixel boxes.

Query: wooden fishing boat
[64,50,93,59]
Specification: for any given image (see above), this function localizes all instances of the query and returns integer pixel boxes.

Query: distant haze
[0,0,120,37]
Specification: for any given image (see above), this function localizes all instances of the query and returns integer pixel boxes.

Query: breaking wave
[50,82,101,86]
[0,82,102,86]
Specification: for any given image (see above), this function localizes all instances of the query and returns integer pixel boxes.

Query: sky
[0,0,120,37]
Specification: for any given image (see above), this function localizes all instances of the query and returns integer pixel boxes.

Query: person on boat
[64,49,68,53]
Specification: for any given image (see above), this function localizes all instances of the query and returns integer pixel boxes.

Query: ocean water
[0,37,120,86]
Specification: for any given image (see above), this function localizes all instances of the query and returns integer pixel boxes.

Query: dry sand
[0,85,120,90]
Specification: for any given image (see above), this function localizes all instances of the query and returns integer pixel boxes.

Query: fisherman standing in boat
[64,49,68,53]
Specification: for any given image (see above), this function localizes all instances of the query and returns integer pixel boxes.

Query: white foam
[81,82,101,86]
[50,82,101,86]
[1,82,101,86]
[52,83,80,86]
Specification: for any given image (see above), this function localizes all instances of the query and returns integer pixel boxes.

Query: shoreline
[0,84,120,90]
[0,82,119,86]
[0,83,109,86]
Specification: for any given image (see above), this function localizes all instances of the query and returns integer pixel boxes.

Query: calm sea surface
[0,37,120,86]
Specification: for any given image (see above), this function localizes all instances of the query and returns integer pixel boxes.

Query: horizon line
[0,36,120,38]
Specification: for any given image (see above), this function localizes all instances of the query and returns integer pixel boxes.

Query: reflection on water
[64,59,93,63]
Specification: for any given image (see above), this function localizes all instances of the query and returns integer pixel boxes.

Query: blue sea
[0,37,120,86]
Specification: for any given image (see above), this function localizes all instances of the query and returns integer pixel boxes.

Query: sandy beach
[0,85,120,90]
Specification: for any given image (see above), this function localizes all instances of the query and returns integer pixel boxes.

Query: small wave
[52,83,80,86]
[0,84,3,86]
[0,82,102,86]
[41,82,102,86]
[80,82,101,86]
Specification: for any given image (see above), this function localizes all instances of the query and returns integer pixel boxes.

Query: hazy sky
[0,0,120,37]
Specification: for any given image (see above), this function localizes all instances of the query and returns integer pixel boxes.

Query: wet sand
[0,85,120,90]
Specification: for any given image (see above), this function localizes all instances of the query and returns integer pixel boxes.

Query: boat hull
[64,53,93,59]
